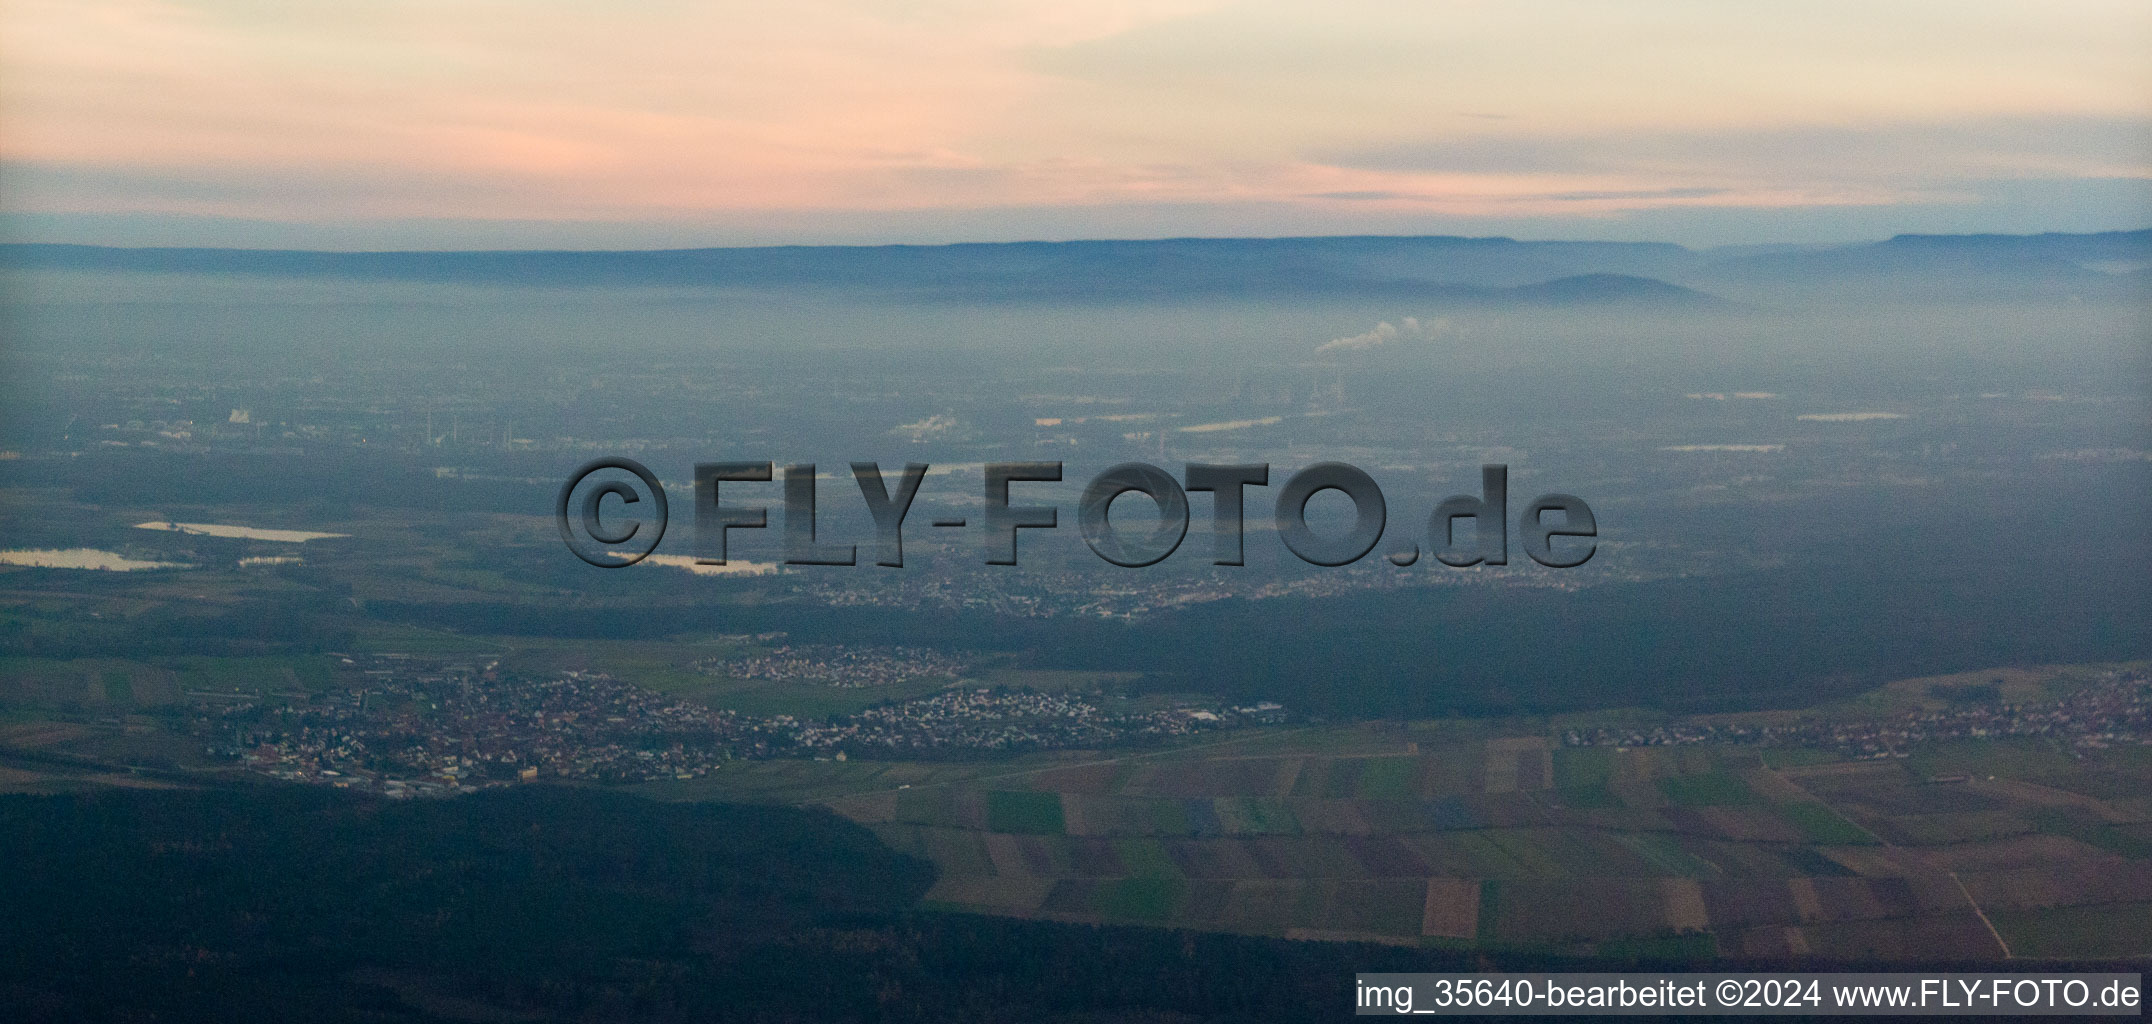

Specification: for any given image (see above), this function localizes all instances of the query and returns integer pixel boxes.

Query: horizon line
[5,225,2149,257]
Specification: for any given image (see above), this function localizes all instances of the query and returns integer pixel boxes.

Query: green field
[1356,755,1419,798]
[1111,839,1182,879]
[1655,771,1758,806]
[1990,902,2152,958]
[1778,801,1879,845]
[986,789,1066,834]
[1552,746,1614,788]
[1097,877,1183,922]
[172,655,338,694]
[0,654,338,707]
[1760,747,1844,769]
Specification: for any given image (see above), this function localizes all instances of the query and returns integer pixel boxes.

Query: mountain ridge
[3,228,2142,303]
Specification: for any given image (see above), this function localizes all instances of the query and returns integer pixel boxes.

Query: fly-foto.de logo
[557,459,1596,571]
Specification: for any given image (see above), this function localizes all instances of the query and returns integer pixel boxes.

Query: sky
[1,0,2148,249]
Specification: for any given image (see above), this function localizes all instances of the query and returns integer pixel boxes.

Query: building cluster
[1561,668,2152,758]
[782,688,1287,754]
[701,643,971,688]
[196,654,1282,796]
[199,662,761,794]
[784,565,1421,621]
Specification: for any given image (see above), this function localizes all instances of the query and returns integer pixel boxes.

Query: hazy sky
[2,0,2148,247]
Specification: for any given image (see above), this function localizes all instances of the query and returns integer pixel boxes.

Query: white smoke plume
[1315,316,1450,355]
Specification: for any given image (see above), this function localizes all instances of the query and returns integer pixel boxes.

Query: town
[1562,667,2152,759]
[704,643,972,688]
[194,653,1288,796]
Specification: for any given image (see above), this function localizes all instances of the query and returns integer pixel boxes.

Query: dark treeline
[0,784,2049,1022]
[1,786,928,1021]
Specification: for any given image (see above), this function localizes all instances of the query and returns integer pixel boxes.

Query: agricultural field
[767,690,2152,963]
[0,653,340,709]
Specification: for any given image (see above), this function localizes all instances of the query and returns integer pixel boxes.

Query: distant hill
[4,227,2144,303]
[1694,228,2152,297]
[0,236,1709,304]
[1873,229,2152,264]
[1502,272,1722,307]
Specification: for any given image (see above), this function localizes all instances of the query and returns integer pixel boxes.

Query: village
[195,653,1287,796]
[1562,667,2152,759]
